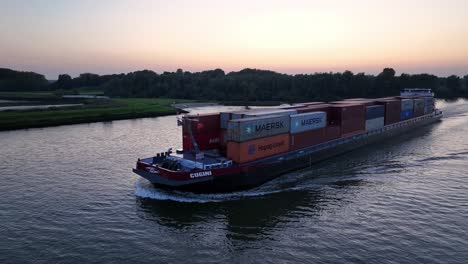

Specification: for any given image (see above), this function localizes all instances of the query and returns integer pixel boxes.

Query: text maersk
[301,117,322,126]
[255,121,284,132]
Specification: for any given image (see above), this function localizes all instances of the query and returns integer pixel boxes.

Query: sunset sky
[1,0,467,79]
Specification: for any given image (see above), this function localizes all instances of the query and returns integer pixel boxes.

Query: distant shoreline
[0,95,192,132]
[0,110,179,132]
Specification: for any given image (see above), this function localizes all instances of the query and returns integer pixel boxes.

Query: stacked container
[413,98,425,117]
[301,102,326,106]
[227,115,291,142]
[296,104,331,114]
[220,109,296,129]
[220,112,232,129]
[424,97,434,114]
[376,99,401,125]
[226,114,291,163]
[365,105,385,130]
[290,126,341,151]
[289,112,328,150]
[227,134,290,164]
[280,104,306,110]
[400,99,414,120]
[290,112,327,133]
[183,113,221,151]
[242,109,297,119]
[329,104,366,137]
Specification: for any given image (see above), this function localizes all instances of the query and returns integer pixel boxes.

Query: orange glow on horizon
[1,0,467,78]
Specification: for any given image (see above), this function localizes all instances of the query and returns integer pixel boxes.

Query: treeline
[0,68,49,91]
[2,67,468,101]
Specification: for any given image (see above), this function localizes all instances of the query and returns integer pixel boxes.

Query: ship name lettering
[190,171,212,178]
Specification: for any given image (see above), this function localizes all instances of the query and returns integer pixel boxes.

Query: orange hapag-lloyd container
[227,133,290,164]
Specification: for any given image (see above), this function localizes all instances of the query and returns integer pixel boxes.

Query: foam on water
[134,178,304,203]
[134,169,355,203]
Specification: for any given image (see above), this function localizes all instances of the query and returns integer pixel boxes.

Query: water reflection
[136,190,315,240]
[134,172,372,245]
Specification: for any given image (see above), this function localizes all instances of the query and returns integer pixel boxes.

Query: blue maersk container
[290,111,327,134]
[365,105,385,120]
[400,109,413,120]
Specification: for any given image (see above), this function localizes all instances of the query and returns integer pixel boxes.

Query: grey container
[227,114,291,142]
[401,99,414,110]
[365,117,385,131]
[220,112,232,129]
[290,111,326,134]
[242,109,297,118]
[220,109,295,129]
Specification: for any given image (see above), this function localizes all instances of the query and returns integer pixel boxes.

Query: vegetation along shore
[0,67,467,131]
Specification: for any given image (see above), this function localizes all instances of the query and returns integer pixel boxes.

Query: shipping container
[220,130,228,145]
[401,99,414,110]
[424,97,433,105]
[341,118,366,135]
[183,113,220,134]
[220,112,232,129]
[365,117,384,130]
[242,109,297,118]
[329,104,366,135]
[301,102,326,106]
[329,104,365,121]
[366,105,385,120]
[281,104,307,110]
[289,125,340,150]
[324,125,342,141]
[376,99,401,125]
[229,109,266,121]
[331,99,376,106]
[221,109,296,128]
[413,98,425,117]
[290,128,327,150]
[227,115,291,142]
[296,104,331,114]
[424,97,434,114]
[414,98,425,109]
[342,98,368,101]
[183,131,221,151]
[290,111,327,134]
[227,133,290,164]
[400,109,414,120]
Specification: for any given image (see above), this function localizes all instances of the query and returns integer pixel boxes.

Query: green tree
[56,74,73,89]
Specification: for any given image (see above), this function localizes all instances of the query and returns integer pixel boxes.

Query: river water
[1,101,467,264]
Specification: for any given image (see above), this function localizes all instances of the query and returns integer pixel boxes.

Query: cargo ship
[133,89,442,193]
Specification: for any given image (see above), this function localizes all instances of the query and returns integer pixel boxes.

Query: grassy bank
[0,98,190,131]
[0,91,57,100]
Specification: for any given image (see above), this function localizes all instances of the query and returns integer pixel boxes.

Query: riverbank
[0,91,291,131]
[0,98,191,131]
